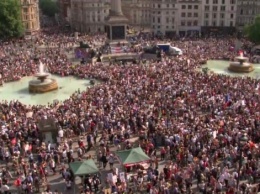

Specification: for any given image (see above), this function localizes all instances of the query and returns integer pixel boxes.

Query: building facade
[200,0,237,35]
[236,0,260,29]
[128,0,202,36]
[129,0,151,28]
[58,0,71,23]
[66,0,259,36]
[176,0,202,36]
[70,0,110,33]
[150,0,178,36]
[20,0,40,35]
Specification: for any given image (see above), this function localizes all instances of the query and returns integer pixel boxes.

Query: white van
[171,47,183,55]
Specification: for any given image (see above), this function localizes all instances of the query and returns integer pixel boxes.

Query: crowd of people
[0,24,260,194]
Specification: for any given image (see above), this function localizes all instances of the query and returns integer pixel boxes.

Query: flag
[11,138,16,145]
[14,178,21,187]
[75,49,82,58]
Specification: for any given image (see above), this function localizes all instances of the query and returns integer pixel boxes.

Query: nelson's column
[105,0,128,41]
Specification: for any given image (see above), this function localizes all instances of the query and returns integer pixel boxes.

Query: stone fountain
[228,52,254,73]
[29,61,58,93]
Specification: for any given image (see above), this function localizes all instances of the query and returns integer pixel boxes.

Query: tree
[0,0,24,38]
[39,0,59,17]
[244,15,260,44]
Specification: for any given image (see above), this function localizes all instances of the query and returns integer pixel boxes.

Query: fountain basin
[228,55,254,73]
[200,60,260,78]
[0,75,95,105]
[29,78,58,93]
[228,62,254,73]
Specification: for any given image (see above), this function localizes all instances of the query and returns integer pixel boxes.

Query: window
[188,5,192,9]
[204,20,208,26]
[206,0,209,4]
[172,18,175,22]
[212,21,216,26]
[213,13,217,19]
[213,6,218,11]
[231,14,233,19]
[158,11,161,14]
[157,26,160,29]
[222,0,225,3]
[205,6,210,11]
[240,9,243,15]
[166,17,169,23]
[231,6,234,11]
[213,0,218,4]
[166,26,169,29]
[193,20,198,26]
[26,22,29,29]
[181,21,185,26]
[194,13,198,17]
[187,21,192,26]
[181,12,186,17]
[153,17,155,23]
[220,20,224,26]
[220,6,225,11]
[166,4,169,8]
[23,8,28,13]
[158,17,160,23]
[205,13,209,18]
[220,13,225,18]
[230,0,236,4]
[158,4,161,8]
[230,21,233,26]
[194,5,198,9]
[182,5,186,9]
[188,13,192,17]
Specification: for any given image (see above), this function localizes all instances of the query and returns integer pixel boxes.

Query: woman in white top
[137,175,144,190]
[66,180,72,190]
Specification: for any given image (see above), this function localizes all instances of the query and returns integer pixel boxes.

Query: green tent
[69,159,99,176]
[115,147,151,166]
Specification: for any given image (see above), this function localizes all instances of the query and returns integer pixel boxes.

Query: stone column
[111,0,123,15]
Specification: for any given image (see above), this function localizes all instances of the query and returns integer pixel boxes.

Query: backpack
[87,135,91,142]
[78,148,82,155]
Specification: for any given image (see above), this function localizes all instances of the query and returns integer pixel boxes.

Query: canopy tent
[69,159,99,176]
[115,147,151,166]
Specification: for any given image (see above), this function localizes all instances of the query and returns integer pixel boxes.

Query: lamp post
[237,133,248,190]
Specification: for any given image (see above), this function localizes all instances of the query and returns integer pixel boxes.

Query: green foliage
[202,67,209,75]
[39,0,59,17]
[244,15,260,44]
[0,0,24,38]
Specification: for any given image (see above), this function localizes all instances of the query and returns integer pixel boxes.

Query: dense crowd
[0,28,260,194]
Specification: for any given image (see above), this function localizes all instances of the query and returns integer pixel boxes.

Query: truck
[157,43,183,55]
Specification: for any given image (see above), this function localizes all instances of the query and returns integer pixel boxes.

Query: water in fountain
[239,51,244,58]
[39,61,45,75]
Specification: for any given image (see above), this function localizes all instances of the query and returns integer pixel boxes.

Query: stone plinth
[105,0,128,41]
[99,53,139,63]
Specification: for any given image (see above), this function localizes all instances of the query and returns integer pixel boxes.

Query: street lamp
[237,133,248,190]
